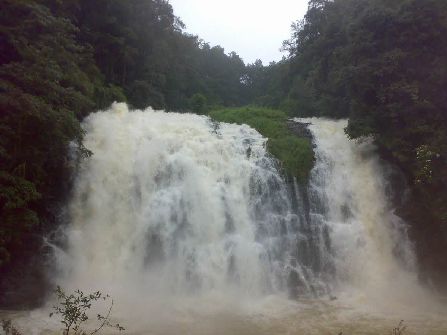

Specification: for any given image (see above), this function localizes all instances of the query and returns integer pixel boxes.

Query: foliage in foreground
[1,287,124,335]
[210,106,314,182]
[391,321,407,335]
[1,319,21,335]
[50,286,124,335]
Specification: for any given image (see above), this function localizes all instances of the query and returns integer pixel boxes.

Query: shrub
[49,286,124,335]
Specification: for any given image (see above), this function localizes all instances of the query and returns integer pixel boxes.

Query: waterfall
[13,105,446,334]
[57,105,424,302]
[57,103,303,300]
[297,117,424,305]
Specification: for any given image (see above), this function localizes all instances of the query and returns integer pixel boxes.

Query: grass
[209,106,314,182]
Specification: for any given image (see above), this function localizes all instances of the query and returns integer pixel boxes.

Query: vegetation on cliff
[210,107,314,181]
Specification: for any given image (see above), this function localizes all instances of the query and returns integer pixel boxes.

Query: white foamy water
[5,106,446,335]
[298,118,429,308]
[59,103,299,298]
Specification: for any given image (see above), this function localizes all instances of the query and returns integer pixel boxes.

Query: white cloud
[169,0,308,64]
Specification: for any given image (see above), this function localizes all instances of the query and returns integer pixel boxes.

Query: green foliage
[68,0,249,111]
[94,85,127,110]
[243,60,290,110]
[210,107,314,181]
[50,286,125,335]
[0,0,100,267]
[0,172,40,266]
[189,93,208,114]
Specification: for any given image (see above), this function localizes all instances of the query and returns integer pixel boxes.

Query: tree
[189,93,208,114]
[0,0,98,267]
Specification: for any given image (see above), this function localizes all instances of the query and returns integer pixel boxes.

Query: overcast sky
[169,0,308,65]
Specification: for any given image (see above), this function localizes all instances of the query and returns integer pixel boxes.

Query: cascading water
[296,118,422,305]
[10,105,446,334]
[58,102,303,299]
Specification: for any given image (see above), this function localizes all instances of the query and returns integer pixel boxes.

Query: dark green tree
[0,0,100,267]
[189,93,208,114]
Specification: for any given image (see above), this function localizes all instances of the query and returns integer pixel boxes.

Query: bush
[189,93,208,115]
[50,286,124,335]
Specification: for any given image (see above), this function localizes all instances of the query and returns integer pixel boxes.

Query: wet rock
[286,120,313,140]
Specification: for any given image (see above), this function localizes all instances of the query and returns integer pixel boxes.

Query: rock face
[0,254,50,309]
[286,120,313,140]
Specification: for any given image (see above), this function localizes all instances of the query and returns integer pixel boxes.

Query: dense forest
[0,0,446,306]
